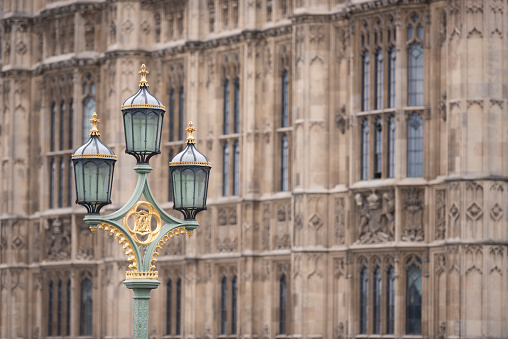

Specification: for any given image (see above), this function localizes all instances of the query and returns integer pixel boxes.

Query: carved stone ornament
[355,191,395,244]
[401,188,425,242]
[335,105,348,134]
[44,218,71,261]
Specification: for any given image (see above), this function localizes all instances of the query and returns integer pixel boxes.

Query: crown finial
[89,112,100,136]
[139,64,149,87]
[186,121,196,144]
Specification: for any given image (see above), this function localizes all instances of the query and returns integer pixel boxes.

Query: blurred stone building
[1,0,507,338]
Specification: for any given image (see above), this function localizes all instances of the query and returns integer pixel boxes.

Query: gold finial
[139,64,149,87]
[89,112,100,136]
[186,121,196,144]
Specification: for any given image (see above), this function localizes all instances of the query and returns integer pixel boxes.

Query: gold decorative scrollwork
[96,223,138,271]
[124,201,162,246]
[150,226,187,271]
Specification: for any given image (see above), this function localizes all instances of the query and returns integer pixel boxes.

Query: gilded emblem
[124,201,162,246]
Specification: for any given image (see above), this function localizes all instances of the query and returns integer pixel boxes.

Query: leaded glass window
[66,280,71,336]
[223,80,230,135]
[406,264,422,334]
[373,267,382,333]
[57,280,62,336]
[407,113,423,177]
[59,101,65,150]
[169,89,175,141]
[68,100,73,149]
[279,274,287,334]
[233,141,240,196]
[166,279,172,334]
[223,142,230,196]
[359,267,368,334]
[387,116,396,178]
[281,134,289,191]
[282,70,289,127]
[58,158,64,208]
[82,97,95,143]
[386,266,395,334]
[388,48,396,108]
[176,278,182,335]
[361,52,370,111]
[50,102,56,151]
[234,78,240,133]
[232,276,238,334]
[374,118,382,179]
[361,120,369,180]
[80,278,93,336]
[375,50,383,109]
[48,281,53,335]
[49,159,55,209]
[220,277,227,334]
[178,87,184,140]
[407,43,424,106]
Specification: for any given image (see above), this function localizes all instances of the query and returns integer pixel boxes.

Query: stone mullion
[243,39,258,197]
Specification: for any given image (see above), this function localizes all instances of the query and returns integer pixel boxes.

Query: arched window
[359,267,368,334]
[361,120,369,180]
[82,97,95,144]
[50,102,56,151]
[281,70,289,127]
[169,89,175,141]
[223,80,230,134]
[375,49,383,109]
[374,118,382,179]
[57,280,62,335]
[58,158,64,208]
[406,263,422,334]
[80,277,93,336]
[220,277,228,334]
[168,150,174,201]
[407,113,423,177]
[68,100,73,149]
[281,134,289,191]
[373,267,382,333]
[279,274,287,334]
[49,159,55,209]
[388,47,396,108]
[178,87,184,140]
[222,142,230,196]
[231,276,238,334]
[407,43,423,106]
[386,266,395,334]
[48,281,53,335]
[387,116,396,178]
[176,278,182,335]
[361,51,370,111]
[66,280,71,336]
[233,141,240,196]
[166,279,172,335]
[234,78,240,133]
[59,101,65,150]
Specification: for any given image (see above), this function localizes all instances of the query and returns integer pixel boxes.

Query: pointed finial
[89,112,100,136]
[186,121,196,144]
[139,64,149,87]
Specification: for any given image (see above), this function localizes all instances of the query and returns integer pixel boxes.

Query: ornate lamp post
[72,65,210,339]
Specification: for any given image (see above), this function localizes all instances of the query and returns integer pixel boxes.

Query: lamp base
[124,279,161,339]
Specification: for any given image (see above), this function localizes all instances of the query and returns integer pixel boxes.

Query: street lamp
[72,64,210,339]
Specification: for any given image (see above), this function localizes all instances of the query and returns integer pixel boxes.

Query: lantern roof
[170,122,211,166]
[72,113,117,159]
[121,64,165,111]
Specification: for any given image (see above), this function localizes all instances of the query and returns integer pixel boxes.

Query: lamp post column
[124,279,161,339]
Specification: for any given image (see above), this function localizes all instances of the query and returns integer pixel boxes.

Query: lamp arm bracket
[142,178,184,225]
[102,172,148,221]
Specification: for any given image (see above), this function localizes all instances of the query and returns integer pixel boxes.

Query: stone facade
[0,0,507,338]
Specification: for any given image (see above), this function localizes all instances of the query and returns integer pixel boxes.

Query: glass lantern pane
[172,170,182,208]
[97,162,111,202]
[124,113,133,150]
[181,169,195,207]
[132,112,147,152]
[145,112,159,152]
[83,162,98,202]
[74,161,84,201]
[195,169,207,208]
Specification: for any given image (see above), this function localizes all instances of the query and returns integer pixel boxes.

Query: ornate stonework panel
[354,190,395,244]
[44,218,71,261]
[401,188,425,242]
[334,197,345,245]
[435,189,446,240]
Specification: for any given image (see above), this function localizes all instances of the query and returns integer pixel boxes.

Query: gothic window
[407,113,423,177]
[406,257,422,334]
[281,134,289,191]
[387,116,396,178]
[223,80,230,135]
[373,267,382,333]
[234,78,240,133]
[281,70,289,127]
[361,120,369,180]
[169,89,175,141]
[66,280,71,336]
[231,276,238,334]
[82,79,96,144]
[80,277,93,336]
[59,101,65,150]
[50,102,56,151]
[386,266,395,334]
[57,280,62,335]
[178,87,184,140]
[375,49,383,109]
[374,118,382,179]
[49,159,55,209]
[359,267,368,334]
[68,100,73,149]
[176,278,182,335]
[279,274,287,334]
[407,14,424,106]
[68,159,73,207]
[168,150,174,201]
[222,142,230,196]
[220,276,227,334]
[58,158,64,208]
[48,281,53,335]
[388,47,396,108]
[232,141,240,196]
[361,51,370,111]
[166,279,172,335]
